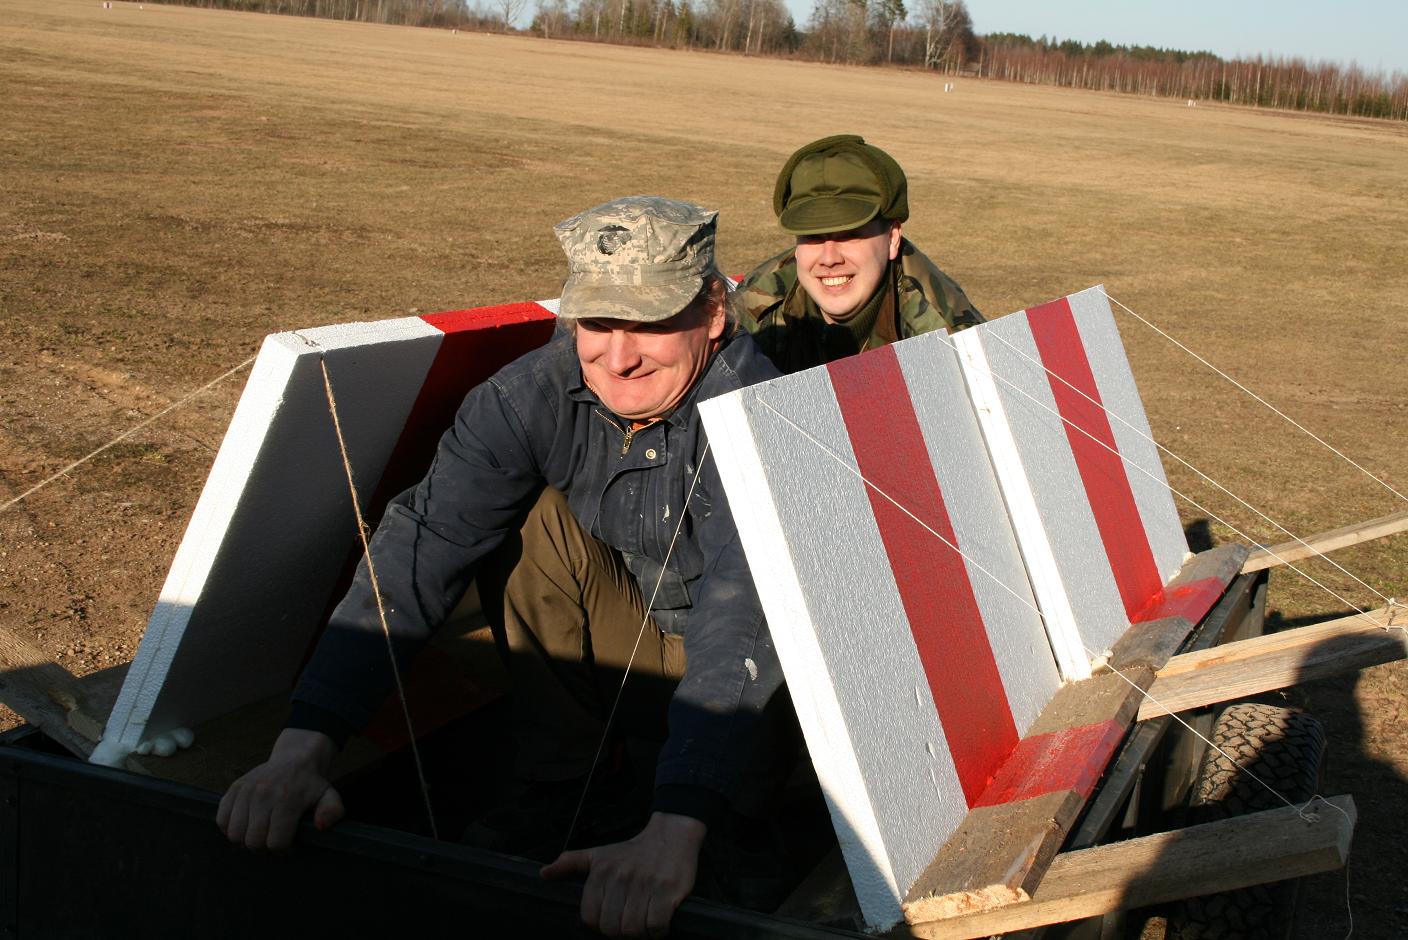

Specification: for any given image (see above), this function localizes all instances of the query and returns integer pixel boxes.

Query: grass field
[2,0,1406,934]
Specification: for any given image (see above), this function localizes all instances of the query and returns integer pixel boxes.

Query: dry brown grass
[2,1,1406,934]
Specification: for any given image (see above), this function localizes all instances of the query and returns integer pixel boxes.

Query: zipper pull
[620,425,635,456]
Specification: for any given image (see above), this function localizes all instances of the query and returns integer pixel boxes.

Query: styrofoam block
[700,336,1059,928]
[92,303,556,766]
[954,286,1188,674]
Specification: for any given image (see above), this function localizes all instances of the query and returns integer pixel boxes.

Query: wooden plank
[906,795,1356,940]
[901,670,1150,923]
[1104,615,1193,673]
[1243,508,1408,573]
[1105,543,1249,672]
[1072,568,1265,851]
[1138,605,1407,720]
[899,544,1248,924]
[1162,542,1247,598]
[0,623,103,758]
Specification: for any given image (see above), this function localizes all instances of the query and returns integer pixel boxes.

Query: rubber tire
[1164,702,1326,940]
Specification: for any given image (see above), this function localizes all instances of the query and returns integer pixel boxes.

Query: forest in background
[144,0,1408,120]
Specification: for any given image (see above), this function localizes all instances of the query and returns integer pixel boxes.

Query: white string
[977,326,1392,607]
[319,359,439,841]
[754,400,1023,605]
[1099,288,1407,506]
[560,442,713,854]
[1095,650,1345,823]
[0,355,256,516]
[922,329,1390,630]
[754,392,1363,831]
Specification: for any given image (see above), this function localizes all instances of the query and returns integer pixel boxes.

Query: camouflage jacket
[732,237,984,374]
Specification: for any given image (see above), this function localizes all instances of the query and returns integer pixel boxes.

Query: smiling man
[217,197,782,938]
[735,135,984,373]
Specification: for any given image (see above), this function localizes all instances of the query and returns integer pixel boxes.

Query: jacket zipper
[595,409,634,456]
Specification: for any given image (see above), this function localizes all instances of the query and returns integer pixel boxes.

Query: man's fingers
[242,802,272,851]
[220,786,250,845]
[618,880,652,940]
[540,848,593,880]
[215,787,234,833]
[267,793,308,851]
[596,870,629,938]
[645,893,672,940]
[313,785,345,831]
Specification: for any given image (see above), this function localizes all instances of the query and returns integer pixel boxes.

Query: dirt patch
[2,1,1405,934]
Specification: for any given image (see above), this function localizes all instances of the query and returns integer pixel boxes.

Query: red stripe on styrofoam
[420,301,556,335]
[972,719,1125,807]
[378,304,557,503]
[307,303,557,675]
[1133,576,1225,626]
[829,346,1019,806]
[1026,298,1162,620]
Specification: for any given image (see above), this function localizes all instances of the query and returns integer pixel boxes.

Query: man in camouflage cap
[220,196,782,938]
[734,134,983,373]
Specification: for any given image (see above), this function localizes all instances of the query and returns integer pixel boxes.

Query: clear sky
[780,0,1408,77]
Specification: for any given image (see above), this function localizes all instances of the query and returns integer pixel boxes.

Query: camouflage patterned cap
[772,135,909,236]
[554,196,719,322]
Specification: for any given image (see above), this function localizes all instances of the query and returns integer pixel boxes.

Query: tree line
[146,0,1408,121]
[983,33,1408,121]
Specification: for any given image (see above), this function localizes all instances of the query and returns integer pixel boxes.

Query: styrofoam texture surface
[959,310,1130,666]
[93,318,443,764]
[700,390,903,927]
[1067,287,1188,583]
[895,333,1062,735]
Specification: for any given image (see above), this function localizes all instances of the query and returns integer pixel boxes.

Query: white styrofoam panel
[895,332,1062,734]
[1066,287,1188,583]
[700,389,904,927]
[92,318,444,765]
[702,336,1065,928]
[956,315,1127,675]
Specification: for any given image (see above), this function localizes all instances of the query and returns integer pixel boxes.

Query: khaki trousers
[477,487,686,782]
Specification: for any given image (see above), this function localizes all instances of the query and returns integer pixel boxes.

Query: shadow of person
[1096,611,1408,939]
[1184,518,1214,553]
[1282,625,1408,938]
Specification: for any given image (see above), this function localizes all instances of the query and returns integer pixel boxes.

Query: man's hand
[216,728,343,851]
[541,811,706,938]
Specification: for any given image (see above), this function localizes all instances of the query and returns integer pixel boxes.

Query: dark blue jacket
[292,328,782,820]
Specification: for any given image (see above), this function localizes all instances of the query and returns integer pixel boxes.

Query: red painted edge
[828,346,1019,807]
[421,301,555,334]
[1133,576,1225,626]
[378,304,557,505]
[972,718,1126,808]
[1026,297,1162,620]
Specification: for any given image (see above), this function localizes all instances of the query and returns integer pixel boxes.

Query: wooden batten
[1104,544,1247,672]
[900,541,1247,925]
[1243,508,1408,573]
[901,669,1152,923]
[905,795,1356,939]
[901,799,1351,934]
[0,624,109,759]
[1139,604,1408,720]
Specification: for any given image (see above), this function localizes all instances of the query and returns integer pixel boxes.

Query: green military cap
[554,195,719,322]
[772,135,909,236]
